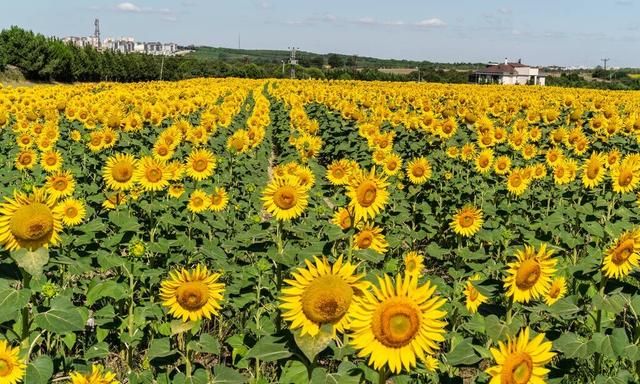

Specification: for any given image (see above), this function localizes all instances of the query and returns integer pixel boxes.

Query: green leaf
[592,292,627,315]
[279,360,309,384]
[446,338,481,366]
[11,248,49,276]
[610,328,629,357]
[0,288,30,323]
[353,248,383,263]
[171,319,200,335]
[189,334,220,354]
[547,296,581,317]
[148,337,176,359]
[484,315,514,343]
[292,325,333,363]
[213,365,247,383]
[85,341,110,359]
[25,355,53,384]
[581,221,604,239]
[109,211,141,232]
[590,333,616,360]
[86,280,127,305]
[554,332,591,359]
[426,243,448,259]
[34,301,86,333]
[244,336,292,362]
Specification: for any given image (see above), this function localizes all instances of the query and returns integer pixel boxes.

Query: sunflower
[581,152,606,189]
[102,192,127,210]
[326,159,353,185]
[187,189,210,213]
[168,183,185,199]
[450,205,484,237]
[406,157,432,185]
[504,244,557,303]
[0,188,62,251]
[604,149,620,169]
[160,265,225,322]
[382,153,403,176]
[545,148,563,167]
[332,207,354,230]
[152,141,175,162]
[475,149,494,174]
[0,339,26,384]
[185,149,216,181]
[69,364,119,384]
[350,274,447,374]
[494,156,512,175]
[464,274,488,314]
[347,168,389,222]
[45,171,76,200]
[40,150,63,173]
[135,156,169,191]
[55,198,86,227]
[403,251,424,278]
[87,131,104,152]
[553,160,576,186]
[611,157,640,194]
[280,256,368,337]
[262,176,309,221]
[544,277,567,306]
[103,153,138,191]
[602,229,640,279]
[295,166,316,188]
[15,150,37,171]
[209,187,229,212]
[353,223,388,253]
[507,169,529,196]
[485,327,555,384]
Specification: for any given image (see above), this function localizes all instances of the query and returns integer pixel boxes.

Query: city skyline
[0,0,638,68]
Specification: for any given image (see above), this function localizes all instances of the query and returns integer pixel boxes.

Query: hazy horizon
[1,0,638,68]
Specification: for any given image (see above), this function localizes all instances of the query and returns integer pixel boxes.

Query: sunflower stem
[506,298,513,325]
[594,275,608,375]
[20,270,32,343]
[126,260,136,373]
[378,367,388,384]
[184,330,193,379]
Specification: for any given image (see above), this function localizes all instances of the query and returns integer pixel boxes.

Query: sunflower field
[1,78,640,384]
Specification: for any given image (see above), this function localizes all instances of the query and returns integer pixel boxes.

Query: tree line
[0,26,477,84]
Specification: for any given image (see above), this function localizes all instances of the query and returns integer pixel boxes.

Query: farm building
[471,59,546,85]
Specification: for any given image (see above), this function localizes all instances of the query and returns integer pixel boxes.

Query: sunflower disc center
[301,275,353,324]
[515,259,541,290]
[412,166,425,177]
[113,162,133,182]
[193,159,208,172]
[146,167,163,182]
[372,300,420,348]
[459,213,475,228]
[0,357,12,376]
[176,281,209,311]
[612,239,635,265]
[619,169,633,187]
[501,352,533,384]
[66,207,78,218]
[11,203,54,242]
[357,181,378,207]
[274,186,297,210]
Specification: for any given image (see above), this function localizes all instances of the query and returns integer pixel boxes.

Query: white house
[472,59,546,86]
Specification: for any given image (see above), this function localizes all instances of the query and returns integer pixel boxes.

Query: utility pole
[601,58,610,71]
[281,60,285,77]
[288,46,299,79]
[238,33,241,49]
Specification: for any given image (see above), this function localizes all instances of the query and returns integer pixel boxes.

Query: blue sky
[1,0,638,67]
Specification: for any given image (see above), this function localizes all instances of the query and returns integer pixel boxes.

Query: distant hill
[183,46,484,70]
